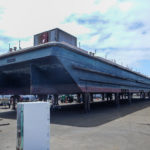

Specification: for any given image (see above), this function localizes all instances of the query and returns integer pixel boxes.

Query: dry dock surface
[0,100,150,150]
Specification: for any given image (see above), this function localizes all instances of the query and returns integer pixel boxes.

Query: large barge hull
[0,42,150,95]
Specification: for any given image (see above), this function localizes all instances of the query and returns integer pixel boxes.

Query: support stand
[54,94,58,105]
[83,93,90,113]
[115,93,120,107]
[128,93,132,104]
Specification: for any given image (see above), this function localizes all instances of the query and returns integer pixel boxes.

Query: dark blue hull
[0,43,150,95]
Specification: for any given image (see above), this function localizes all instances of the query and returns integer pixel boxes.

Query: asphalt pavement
[0,99,150,150]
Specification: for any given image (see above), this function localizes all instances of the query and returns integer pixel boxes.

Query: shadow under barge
[0,41,150,112]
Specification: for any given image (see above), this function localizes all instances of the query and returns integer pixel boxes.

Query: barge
[0,28,150,111]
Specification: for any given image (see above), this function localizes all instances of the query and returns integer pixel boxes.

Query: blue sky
[0,0,150,76]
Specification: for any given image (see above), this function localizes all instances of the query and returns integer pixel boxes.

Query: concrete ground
[0,99,150,150]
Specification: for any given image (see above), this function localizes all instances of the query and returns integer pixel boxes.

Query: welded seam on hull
[73,65,150,87]
[79,78,150,90]
[79,85,121,93]
[79,85,149,93]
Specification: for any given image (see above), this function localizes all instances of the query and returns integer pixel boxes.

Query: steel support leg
[102,93,104,101]
[77,94,81,103]
[119,93,122,100]
[90,93,93,102]
[140,92,143,99]
[106,94,108,101]
[143,93,145,100]
[110,93,112,101]
[54,94,59,105]
[115,93,120,107]
[148,93,150,100]
[77,94,80,100]
[83,93,90,113]
[128,93,132,104]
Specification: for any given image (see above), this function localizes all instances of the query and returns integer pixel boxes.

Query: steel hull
[0,43,150,94]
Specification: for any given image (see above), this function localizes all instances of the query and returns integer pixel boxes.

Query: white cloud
[0,0,97,37]
[118,1,133,12]
[95,0,118,13]
[0,0,150,75]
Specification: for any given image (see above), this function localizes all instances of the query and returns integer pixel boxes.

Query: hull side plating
[0,44,150,94]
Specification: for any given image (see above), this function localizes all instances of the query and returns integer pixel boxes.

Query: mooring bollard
[16,102,50,150]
